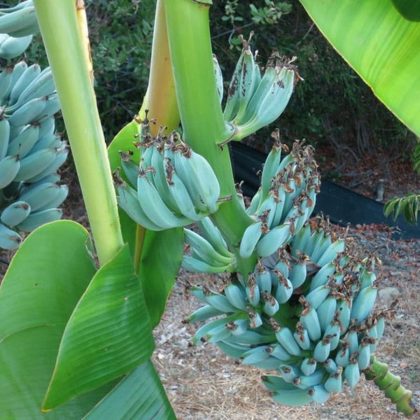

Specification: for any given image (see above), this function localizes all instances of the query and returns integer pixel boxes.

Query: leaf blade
[0,221,112,419]
[300,0,420,136]
[42,244,154,410]
[83,361,176,420]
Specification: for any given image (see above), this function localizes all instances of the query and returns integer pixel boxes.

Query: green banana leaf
[300,0,420,136]
[108,121,184,327]
[83,361,176,419]
[0,221,114,418]
[42,244,154,410]
[139,227,184,327]
[108,120,141,254]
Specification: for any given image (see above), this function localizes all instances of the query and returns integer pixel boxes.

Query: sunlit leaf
[139,227,184,327]
[300,0,420,136]
[0,221,113,418]
[43,244,154,410]
[84,361,176,419]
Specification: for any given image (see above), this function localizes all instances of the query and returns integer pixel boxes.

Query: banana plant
[0,0,416,418]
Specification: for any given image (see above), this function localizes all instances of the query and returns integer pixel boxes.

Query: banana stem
[34,0,123,266]
[164,0,256,270]
[75,0,93,84]
[365,356,416,416]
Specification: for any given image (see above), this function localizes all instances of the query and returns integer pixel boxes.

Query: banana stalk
[33,0,123,266]
[365,356,416,416]
[164,0,256,275]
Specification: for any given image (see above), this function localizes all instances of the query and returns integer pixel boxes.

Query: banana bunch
[221,35,297,142]
[117,125,221,231]
[0,59,68,250]
[183,137,387,407]
[182,217,236,273]
[0,1,38,60]
[240,136,320,259]
[188,218,386,406]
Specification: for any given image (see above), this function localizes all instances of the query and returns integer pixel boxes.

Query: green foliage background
[8,0,416,155]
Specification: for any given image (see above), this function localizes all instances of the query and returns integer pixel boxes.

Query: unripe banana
[317,297,337,332]
[0,117,11,160]
[300,306,321,341]
[25,144,68,183]
[357,340,371,370]
[9,63,41,105]
[116,182,161,231]
[182,254,232,274]
[0,222,21,249]
[0,67,13,103]
[289,257,308,288]
[0,155,20,188]
[233,45,259,123]
[351,286,377,323]
[137,172,191,229]
[0,34,32,60]
[0,200,30,227]
[271,344,292,361]
[14,147,57,182]
[188,305,223,322]
[344,359,360,388]
[217,340,249,359]
[166,170,202,221]
[185,229,233,266]
[301,358,317,376]
[7,123,39,157]
[256,223,290,257]
[313,338,331,362]
[294,370,324,390]
[242,346,271,365]
[10,61,28,88]
[197,217,230,258]
[316,239,345,266]
[17,207,62,232]
[224,284,247,311]
[324,370,343,393]
[0,5,37,35]
[305,285,330,309]
[275,327,302,356]
[8,96,47,126]
[308,385,330,404]
[239,221,263,258]
[15,68,55,107]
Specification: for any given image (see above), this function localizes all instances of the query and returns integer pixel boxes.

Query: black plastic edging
[230,143,420,240]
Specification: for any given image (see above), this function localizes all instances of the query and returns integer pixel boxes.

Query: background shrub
[5,0,415,157]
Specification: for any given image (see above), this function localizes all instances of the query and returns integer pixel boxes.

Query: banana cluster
[188,219,385,406]
[240,136,320,259]
[183,139,386,407]
[117,125,221,231]
[182,218,236,273]
[0,1,38,60]
[219,35,298,142]
[0,59,68,250]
